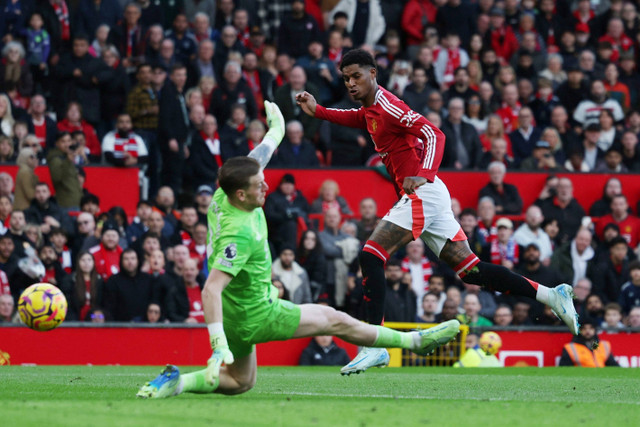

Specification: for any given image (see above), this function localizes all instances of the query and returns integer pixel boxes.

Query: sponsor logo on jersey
[400,110,420,127]
[224,243,237,260]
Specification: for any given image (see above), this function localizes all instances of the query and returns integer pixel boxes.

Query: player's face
[341,64,375,102]
[243,172,269,208]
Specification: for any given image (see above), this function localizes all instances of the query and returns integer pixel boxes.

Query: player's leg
[438,239,579,334]
[361,220,414,325]
[293,304,459,356]
[137,351,257,398]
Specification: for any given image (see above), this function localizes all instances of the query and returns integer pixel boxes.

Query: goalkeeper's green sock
[373,326,418,350]
[178,369,219,394]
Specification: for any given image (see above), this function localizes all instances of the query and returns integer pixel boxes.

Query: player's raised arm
[248,101,286,169]
[202,268,235,385]
[297,91,367,129]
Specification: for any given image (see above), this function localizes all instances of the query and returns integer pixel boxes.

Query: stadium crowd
[1,0,640,331]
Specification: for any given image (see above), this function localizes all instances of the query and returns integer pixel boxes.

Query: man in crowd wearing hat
[490,218,519,269]
[520,139,563,171]
[195,185,214,224]
[555,65,589,117]
[559,317,619,367]
[264,173,310,255]
[90,221,124,281]
[580,121,605,171]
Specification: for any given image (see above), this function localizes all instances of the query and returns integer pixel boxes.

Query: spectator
[310,179,352,215]
[573,80,625,132]
[158,63,190,193]
[558,317,619,367]
[53,35,111,126]
[0,94,15,138]
[595,195,640,248]
[264,173,310,255]
[27,94,57,151]
[619,261,640,315]
[212,25,245,77]
[463,94,488,135]
[602,302,625,330]
[628,307,640,328]
[102,113,149,167]
[539,54,567,90]
[509,107,542,166]
[89,221,124,281]
[478,137,515,170]
[486,7,519,64]
[218,103,252,158]
[478,162,523,215]
[441,97,482,169]
[594,143,628,173]
[443,67,477,105]
[329,0,385,49]
[100,45,132,129]
[436,0,476,48]
[56,102,101,162]
[401,239,433,313]
[493,304,513,326]
[550,228,595,286]
[296,229,326,299]
[520,139,563,172]
[383,258,417,322]
[296,40,339,105]
[272,246,312,304]
[590,178,623,217]
[0,41,33,98]
[317,208,350,305]
[188,114,223,188]
[274,65,321,142]
[165,14,198,66]
[242,51,274,116]
[60,251,103,321]
[416,292,439,323]
[210,60,257,125]
[458,207,488,260]
[46,132,82,210]
[24,182,72,236]
[166,258,204,323]
[402,66,433,114]
[273,120,319,167]
[103,248,153,321]
[355,197,379,243]
[490,217,519,269]
[513,205,553,263]
[457,293,492,327]
[299,335,351,366]
[588,236,630,304]
[13,148,39,210]
[511,301,533,326]
[477,196,497,244]
[621,130,640,172]
[462,280,497,319]
[535,177,586,245]
[436,297,460,322]
[0,293,17,323]
[496,84,520,134]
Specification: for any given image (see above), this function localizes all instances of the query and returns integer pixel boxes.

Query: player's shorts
[224,292,301,359]
[382,176,466,255]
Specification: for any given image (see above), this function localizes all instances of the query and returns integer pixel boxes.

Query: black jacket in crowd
[104,271,153,321]
[478,182,524,215]
[299,339,351,366]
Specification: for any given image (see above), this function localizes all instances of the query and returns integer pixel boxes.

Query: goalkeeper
[137,102,460,398]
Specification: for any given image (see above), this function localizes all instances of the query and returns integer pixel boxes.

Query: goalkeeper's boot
[548,283,580,335]
[413,319,461,356]
[136,364,180,398]
[340,347,390,376]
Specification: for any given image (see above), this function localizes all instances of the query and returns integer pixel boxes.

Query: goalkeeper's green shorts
[225,298,301,359]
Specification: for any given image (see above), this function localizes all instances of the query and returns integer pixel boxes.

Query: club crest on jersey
[224,243,237,260]
[400,110,420,127]
[371,118,377,133]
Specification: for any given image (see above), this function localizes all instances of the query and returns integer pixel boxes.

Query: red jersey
[315,87,445,193]
[596,214,640,248]
[90,243,123,280]
[186,285,205,323]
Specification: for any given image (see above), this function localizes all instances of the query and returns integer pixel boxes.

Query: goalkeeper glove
[205,329,235,386]
[263,100,285,144]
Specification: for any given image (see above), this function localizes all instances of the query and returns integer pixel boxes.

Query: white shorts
[382,176,465,255]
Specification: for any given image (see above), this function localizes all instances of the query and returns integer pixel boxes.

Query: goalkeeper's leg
[137,353,256,398]
[293,304,460,356]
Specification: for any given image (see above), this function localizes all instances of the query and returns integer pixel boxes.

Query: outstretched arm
[248,101,285,169]
[202,268,234,385]
[296,91,367,129]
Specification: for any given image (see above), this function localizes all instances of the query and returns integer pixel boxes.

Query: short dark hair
[81,193,100,207]
[385,258,402,269]
[629,260,640,271]
[609,236,628,248]
[218,157,261,197]
[460,208,477,218]
[136,63,151,74]
[35,182,49,190]
[340,48,376,72]
[171,63,186,74]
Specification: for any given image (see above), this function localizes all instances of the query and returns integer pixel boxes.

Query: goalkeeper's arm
[202,268,234,384]
[248,101,286,169]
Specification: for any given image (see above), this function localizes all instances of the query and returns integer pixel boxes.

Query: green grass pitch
[1,366,639,426]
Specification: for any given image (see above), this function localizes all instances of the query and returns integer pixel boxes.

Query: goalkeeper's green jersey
[207,188,273,323]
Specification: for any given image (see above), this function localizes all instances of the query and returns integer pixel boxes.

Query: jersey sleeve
[382,98,444,170]
[315,105,367,129]
[210,231,253,277]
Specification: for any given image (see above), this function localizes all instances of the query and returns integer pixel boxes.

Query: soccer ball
[479,331,502,355]
[18,283,68,331]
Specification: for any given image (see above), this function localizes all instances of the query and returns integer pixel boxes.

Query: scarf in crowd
[570,239,594,285]
[401,256,433,290]
[490,239,519,265]
[202,130,222,167]
[113,133,139,157]
[51,0,71,41]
